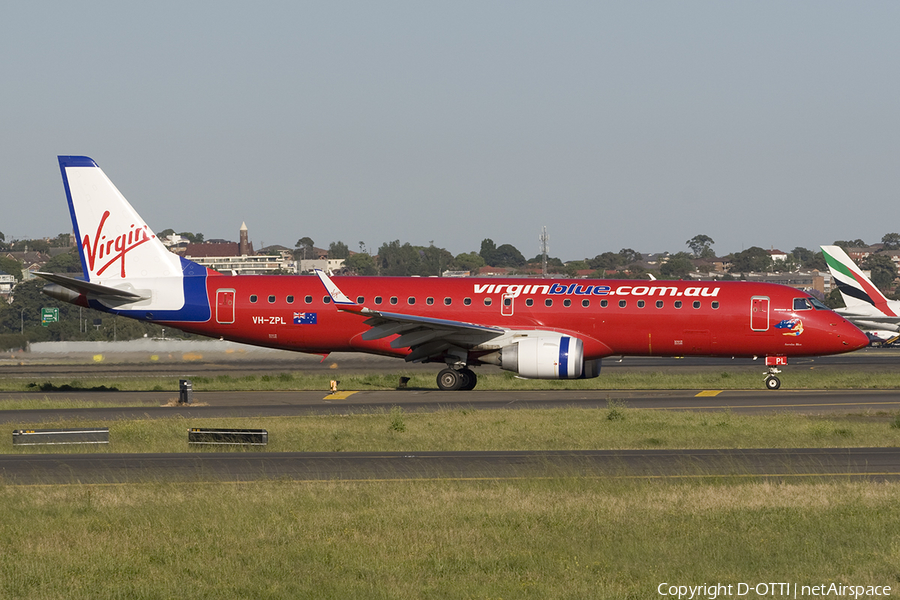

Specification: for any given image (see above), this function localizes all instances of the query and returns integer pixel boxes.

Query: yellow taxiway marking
[695,390,723,397]
[323,391,358,400]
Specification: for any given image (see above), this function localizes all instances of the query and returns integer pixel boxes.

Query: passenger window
[444,297,452,306]
[525,298,534,307]
[408,297,415,305]
[600,299,608,308]
[464,298,472,306]
[656,300,663,308]
[323,296,331,304]
[268,295,276,304]
[637,300,645,308]
[249,295,258,303]
[582,299,590,308]
[563,299,571,307]
[286,295,294,304]
[427,297,434,305]
[693,301,700,309]
[375,296,383,305]
[484,298,492,306]
[545,299,553,307]
[390,296,398,305]
[357,296,365,304]
[304,295,312,304]
[674,301,682,309]
[503,297,512,307]
[712,301,719,309]
[618,300,626,308]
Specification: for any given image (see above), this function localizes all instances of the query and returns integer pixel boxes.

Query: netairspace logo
[657,582,892,599]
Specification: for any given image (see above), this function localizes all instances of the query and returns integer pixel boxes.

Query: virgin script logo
[82,210,154,278]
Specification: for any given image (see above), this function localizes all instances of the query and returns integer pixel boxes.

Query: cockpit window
[809,296,829,310]
[793,298,812,311]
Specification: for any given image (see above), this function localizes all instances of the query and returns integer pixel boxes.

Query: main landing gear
[437,367,478,391]
[763,355,786,390]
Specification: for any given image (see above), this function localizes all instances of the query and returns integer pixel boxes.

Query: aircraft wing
[35,272,146,300]
[315,270,505,362]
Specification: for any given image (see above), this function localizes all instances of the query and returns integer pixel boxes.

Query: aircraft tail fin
[52,156,210,320]
[820,245,895,315]
[58,156,184,285]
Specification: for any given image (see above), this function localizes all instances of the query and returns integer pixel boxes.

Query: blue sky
[2,2,898,261]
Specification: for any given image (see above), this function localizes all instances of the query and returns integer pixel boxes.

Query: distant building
[184,242,242,259]
[295,246,329,261]
[767,248,788,262]
[3,251,48,281]
[299,258,345,274]
[690,270,831,294]
[847,246,878,262]
[709,257,731,272]
[476,266,513,277]
[180,223,295,275]
[0,270,15,296]
[188,254,293,275]
[239,222,251,257]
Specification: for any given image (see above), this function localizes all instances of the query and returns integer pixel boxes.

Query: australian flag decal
[293,312,317,325]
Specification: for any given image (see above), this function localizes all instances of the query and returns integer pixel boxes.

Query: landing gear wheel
[437,368,462,391]
[765,375,781,390]
[459,368,477,391]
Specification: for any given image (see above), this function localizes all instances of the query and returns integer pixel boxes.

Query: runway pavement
[3,448,900,485]
[1,388,899,424]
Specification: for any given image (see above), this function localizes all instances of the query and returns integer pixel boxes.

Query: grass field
[1,479,898,599]
[2,405,900,454]
[2,372,900,598]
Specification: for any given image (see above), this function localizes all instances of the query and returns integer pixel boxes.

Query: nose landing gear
[764,355,786,390]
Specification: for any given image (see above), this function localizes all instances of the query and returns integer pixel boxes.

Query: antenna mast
[540,226,549,278]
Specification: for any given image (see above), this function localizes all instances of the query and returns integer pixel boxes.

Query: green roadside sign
[41,307,59,327]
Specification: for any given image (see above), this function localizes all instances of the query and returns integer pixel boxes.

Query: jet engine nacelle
[486,336,600,379]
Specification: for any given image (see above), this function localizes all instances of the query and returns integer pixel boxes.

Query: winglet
[314,269,359,307]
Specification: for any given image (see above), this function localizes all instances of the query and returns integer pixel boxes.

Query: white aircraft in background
[821,244,900,344]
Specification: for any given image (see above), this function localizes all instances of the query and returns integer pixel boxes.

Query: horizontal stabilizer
[35,272,146,300]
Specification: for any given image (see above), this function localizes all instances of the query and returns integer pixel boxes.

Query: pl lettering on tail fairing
[39,157,868,391]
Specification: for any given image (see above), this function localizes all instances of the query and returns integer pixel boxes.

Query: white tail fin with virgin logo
[54,156,192,312]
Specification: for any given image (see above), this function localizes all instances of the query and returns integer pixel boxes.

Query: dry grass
[1,479,898,599]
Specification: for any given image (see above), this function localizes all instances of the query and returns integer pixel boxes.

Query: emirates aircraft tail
[820,244,900,331]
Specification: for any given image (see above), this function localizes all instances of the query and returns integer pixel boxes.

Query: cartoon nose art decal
[775,318,804,336]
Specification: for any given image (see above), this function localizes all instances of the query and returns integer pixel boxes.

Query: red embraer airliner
[40,156,868,391]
